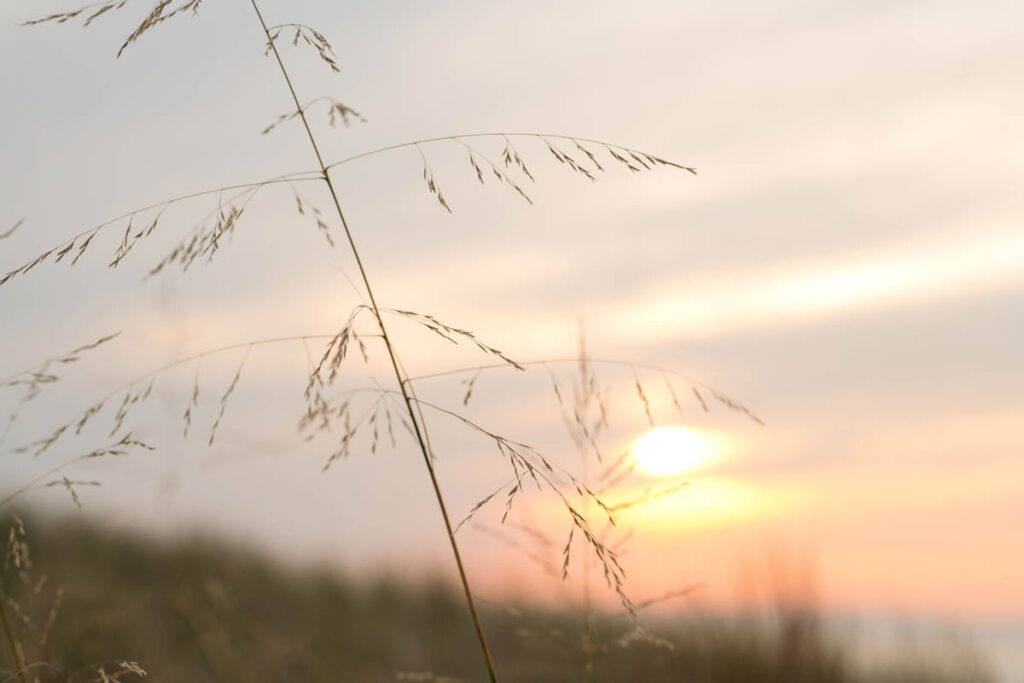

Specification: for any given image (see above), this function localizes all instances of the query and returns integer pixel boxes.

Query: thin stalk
[579,442,595,683]
[0,173,321,284]
[324,132,695,172]
[580,449,595,683]
[575,340,595,683]
[0,585,26,683]
[248,3,499,681]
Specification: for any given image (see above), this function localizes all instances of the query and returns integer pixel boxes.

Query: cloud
[604,226,1024,342]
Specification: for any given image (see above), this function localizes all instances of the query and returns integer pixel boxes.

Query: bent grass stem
[249,2,499,680]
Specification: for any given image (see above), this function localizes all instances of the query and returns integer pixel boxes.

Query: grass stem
[0,584,26,683]
[249,2,499,680]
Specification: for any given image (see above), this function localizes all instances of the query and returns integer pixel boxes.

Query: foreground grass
[1,515,992,682]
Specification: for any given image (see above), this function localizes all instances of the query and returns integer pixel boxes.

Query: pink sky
[2,0,1023,636]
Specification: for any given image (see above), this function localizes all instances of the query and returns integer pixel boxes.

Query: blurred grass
[1,514,993,682]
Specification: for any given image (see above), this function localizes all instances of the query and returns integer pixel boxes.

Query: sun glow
[616,477,801,531]
[631,426,718,476]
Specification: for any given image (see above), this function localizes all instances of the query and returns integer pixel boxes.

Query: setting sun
[5,3,1024,679]
[631,426,719,476]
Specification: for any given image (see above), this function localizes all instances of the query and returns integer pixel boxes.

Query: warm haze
[2,1,1023,679]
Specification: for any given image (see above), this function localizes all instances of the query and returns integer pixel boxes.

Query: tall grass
[1,515,996,683]
[1,2,753,680]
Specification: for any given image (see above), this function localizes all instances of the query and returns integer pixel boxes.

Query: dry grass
[0,1,771,681]
[0,515,996,683]
[0,331,757,681]
[1,516,147,683]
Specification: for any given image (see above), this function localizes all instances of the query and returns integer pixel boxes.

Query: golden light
[631,426,718,476]
[617,477,803,530]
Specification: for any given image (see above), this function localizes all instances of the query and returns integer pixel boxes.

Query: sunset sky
[1,1,1023,670]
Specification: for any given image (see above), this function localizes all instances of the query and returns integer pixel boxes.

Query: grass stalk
[248,2,498,680]
[0,584,26,683]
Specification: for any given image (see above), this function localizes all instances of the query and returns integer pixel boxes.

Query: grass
[0,514,995,683]
[1,1,727,680]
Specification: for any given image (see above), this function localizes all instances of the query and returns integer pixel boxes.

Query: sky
[1,0,1023,669]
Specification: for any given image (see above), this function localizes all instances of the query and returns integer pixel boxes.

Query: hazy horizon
[2,3,1023,678]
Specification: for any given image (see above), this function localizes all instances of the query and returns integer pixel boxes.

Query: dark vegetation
[1,515,992,683]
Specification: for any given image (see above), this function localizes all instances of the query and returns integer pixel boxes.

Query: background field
[0,514,998,682]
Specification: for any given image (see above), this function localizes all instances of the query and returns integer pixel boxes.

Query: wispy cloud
[608,226,1024,341]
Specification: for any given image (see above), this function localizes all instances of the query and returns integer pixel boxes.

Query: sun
[631,426,717,476]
